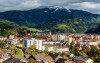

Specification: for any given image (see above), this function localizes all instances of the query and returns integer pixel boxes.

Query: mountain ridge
[0,7,100,33]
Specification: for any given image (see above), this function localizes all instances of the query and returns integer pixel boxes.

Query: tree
[88,46,100,62]
[0,42,6,48]
[29,58,35,63]
[14,48,24,56]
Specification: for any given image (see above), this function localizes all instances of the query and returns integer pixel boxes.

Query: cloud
[0,0,100,14]
[0,0,41,11]
[67,2,100,14]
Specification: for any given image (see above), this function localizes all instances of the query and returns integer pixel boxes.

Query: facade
[23,38,43,50]
[43,41,60,45]
[0,37,7,41]
[33,54,54,63]
[74,56,93,63]
[35,39,43,50]
[43,44,69,53]
[0,49,11,62]
[68,36,73,43]
[10,39,18,45]
[6,38,18,45]
[9,35,14,39]
[56,47,69,53]
[23,38,35,47]
[51,34,68,41]
[80,40,99,46]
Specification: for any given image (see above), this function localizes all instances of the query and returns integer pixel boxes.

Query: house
[2,55,28,63]
[0,37,7,41]
[49,54,68,63]
[43,44,69,53]
[23,38,43,50]
[0,57,4,63]
[80,40,99,46]
[33,54,54,63]
[2,58,28,63]
[0,49,11,61]
[14,56,28,63]
[56,46,69,53]
[29,53,68,63]
[35,39,43,50]
[51,34,68,41]
[74,56,93,63]
[65,60,73,63]
[6,38,18,45]
[9,35,15,39]
[23,38,35,47]
[68,36,73,44]
[43,41,60,45]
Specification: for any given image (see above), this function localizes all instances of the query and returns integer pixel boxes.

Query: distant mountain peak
[37,6,68,10]
[0,6,100,33]
[36,6,72,13]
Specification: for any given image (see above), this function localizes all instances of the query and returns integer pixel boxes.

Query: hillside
[0,19,42,37]
[0,7,100,33]
[86,26,100,34]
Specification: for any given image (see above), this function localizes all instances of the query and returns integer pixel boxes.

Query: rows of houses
[0,49,94,63]
[22,38,70,53]
[1,34,100,46]
[0,34,100,63]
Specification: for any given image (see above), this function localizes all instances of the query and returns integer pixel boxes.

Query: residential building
[0,49,11,62]
[80,40,99,46]
[9,35,15,39]
[35,39,43,50]
[74,56,93,63]
[68,36,73,44]
[0,37,7,41]
[6,38,18,45]
[43,44,69,53]
[23,38,35,47]
[33,54,54,63]
[23,38,43,50]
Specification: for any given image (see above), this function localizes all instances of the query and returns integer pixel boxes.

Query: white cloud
[0,0,100,14]
[67,2,100,14]
[80,2,97,9]
[0,0,41,11]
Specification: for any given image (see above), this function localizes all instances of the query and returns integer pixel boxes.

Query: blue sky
[0,0,100,14]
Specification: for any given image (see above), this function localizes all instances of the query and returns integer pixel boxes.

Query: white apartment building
[23,38,43,50]
[56,47,69,53]
[51,34,68,41]
[35,39,43,50]
[23,38,35,47]
[80,40,99,46]
[43,44,69,53]
[10,39,18,45]
[43,41,60,45]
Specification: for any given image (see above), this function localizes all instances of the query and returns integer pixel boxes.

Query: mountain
[0,19,42,37]
[86,26,100,34]
[0,7,100,33]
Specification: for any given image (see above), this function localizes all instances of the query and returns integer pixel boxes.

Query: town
[0,32,100,63]
[0,0,100,63]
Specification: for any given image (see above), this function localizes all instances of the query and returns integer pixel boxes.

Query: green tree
[88,46,100,62]
[29,58,35,63]
[0,42,6,48]
[14,48,24,56]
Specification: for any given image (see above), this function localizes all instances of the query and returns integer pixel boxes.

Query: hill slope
[0,7,100,33]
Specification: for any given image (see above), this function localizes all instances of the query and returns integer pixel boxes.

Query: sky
[0,0,100,14]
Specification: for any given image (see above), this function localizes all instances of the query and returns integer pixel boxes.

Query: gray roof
[33,54,54,62]
[3,58,27,63]
[0,49,11,54]
[65,60,73,63]
[74,56,92,61]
